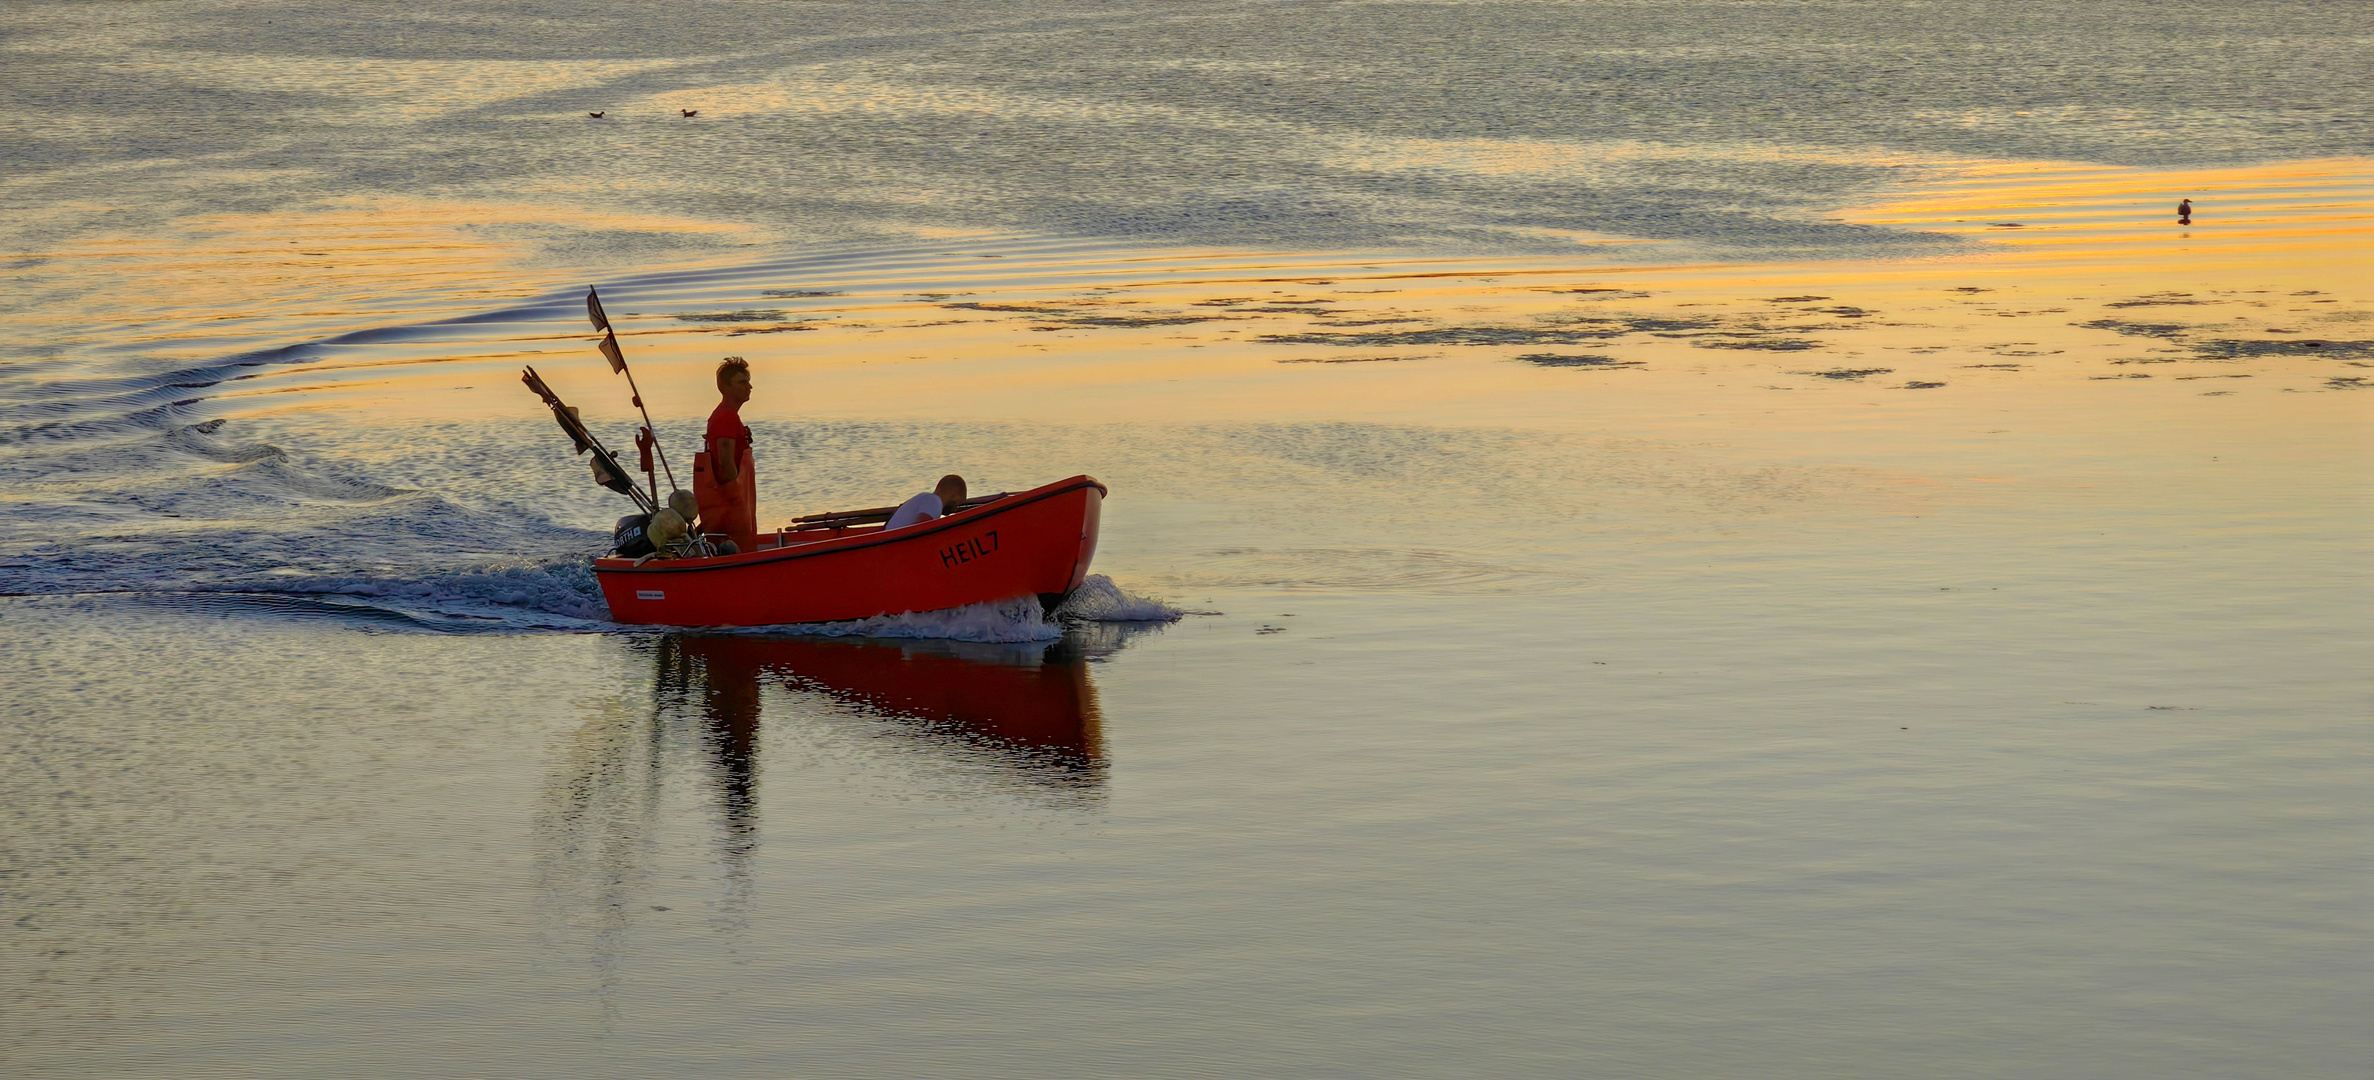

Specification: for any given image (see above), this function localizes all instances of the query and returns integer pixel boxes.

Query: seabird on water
[681,109,698,117]
[588,111,605,118]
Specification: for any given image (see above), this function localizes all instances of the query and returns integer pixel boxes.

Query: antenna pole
[587,286,679,492]
[623,367,677,490]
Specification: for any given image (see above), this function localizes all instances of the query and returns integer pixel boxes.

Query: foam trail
[1056,575,1184,622]
[244,555,617,630]
[688,576,1183,643]
[225,571,1190,638]
[727,595,1063,643]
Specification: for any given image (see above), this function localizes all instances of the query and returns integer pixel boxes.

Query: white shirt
[884,492,942,530]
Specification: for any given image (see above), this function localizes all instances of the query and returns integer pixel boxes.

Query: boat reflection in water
[654,628,1121,907]
[548,621,1149,858]
[535,622,1154,1014]
[658,628,1118,798]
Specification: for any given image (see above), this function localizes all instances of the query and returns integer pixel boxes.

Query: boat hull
[594,475,1104,627]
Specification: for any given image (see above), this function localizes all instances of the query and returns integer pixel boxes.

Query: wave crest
[1056,574,1183,622]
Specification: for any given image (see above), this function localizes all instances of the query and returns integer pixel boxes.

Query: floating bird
[681,109,698,117]
[588,111,605,118]
[2178,198,2193,224]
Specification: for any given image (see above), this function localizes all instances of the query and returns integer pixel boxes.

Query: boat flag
[598,330,627,374]
[576,284,676,491]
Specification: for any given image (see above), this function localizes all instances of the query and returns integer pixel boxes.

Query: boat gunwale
[593,475,1105,576]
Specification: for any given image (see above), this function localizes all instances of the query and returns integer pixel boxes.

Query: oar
[521,366,657,514]
[789,504,901,526]
[786,493,1013,531]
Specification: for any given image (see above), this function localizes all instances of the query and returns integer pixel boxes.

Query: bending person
[693,356,760,553]
[886,474,967,530]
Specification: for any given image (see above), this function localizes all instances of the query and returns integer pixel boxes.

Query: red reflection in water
[657,633,1107,833]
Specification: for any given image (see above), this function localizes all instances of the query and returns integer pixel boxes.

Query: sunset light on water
[3,3,2366,1077]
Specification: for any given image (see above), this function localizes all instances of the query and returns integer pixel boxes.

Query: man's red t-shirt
[705,401,750,449]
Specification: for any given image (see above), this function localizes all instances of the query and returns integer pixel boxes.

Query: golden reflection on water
[134,156,2369,479]
[1840,157,2374,272]
[9,197,770,357]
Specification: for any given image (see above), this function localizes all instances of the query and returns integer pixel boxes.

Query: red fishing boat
[592,475,1105,626]
[527,287,1104,627]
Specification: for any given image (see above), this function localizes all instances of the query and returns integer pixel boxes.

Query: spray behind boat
[520,286,709,558]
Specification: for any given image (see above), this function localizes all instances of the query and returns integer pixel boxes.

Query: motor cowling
[614,514,655,558]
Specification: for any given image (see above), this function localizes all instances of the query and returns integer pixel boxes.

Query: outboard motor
[611,491,698,559]
[614,513,655,557]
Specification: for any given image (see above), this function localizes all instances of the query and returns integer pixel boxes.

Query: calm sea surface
[3,2,2369,1076]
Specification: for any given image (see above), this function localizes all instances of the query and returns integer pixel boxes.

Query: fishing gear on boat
[521,365,655,516]
[521,288,733,560]
[585,287,676,492]
[520,365,716,559]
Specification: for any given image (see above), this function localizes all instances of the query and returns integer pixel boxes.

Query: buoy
[648,507,688,549]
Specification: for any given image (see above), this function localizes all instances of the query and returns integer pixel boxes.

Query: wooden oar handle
[783,493,1011,531]
[789,504,899,525]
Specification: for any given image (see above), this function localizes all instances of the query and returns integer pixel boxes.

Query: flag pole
[587,287,678,493]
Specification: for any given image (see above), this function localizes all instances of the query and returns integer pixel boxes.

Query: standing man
[695,356,759,553]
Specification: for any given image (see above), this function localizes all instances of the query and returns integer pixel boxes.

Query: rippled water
[3,2,2370,1077]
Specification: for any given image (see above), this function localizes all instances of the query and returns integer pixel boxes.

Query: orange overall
[694,402,759,551]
